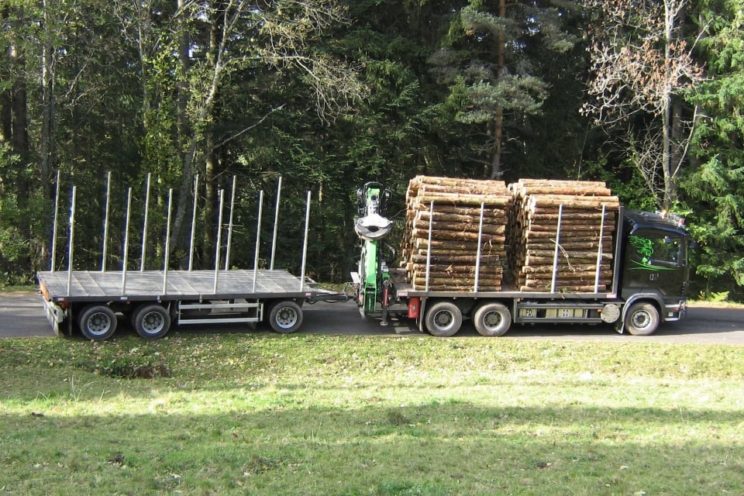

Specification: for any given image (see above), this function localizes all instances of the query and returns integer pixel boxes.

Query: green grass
[0,284,37,293]
[1,334,743,495]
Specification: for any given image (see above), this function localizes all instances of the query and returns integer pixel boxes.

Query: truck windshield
[652,236,683,266]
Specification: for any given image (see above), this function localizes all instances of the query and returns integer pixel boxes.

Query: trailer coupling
[306,287,350,304]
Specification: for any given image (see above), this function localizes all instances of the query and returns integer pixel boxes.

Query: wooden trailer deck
[38,269,313,303]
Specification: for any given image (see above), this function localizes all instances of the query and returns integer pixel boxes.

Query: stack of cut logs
[508,179,620,292]
[401,176,511,291]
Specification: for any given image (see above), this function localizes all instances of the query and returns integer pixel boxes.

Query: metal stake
[425,201,434,292]
[252,190,264,292]
[50,169,61,271]
[550,203,564,294]
[299,191,311,291]
[188,174,199,271]
[101,171,112,271]
[474,202,484,292]
[122,187,132,293]
[225,175,237,270]
[213,189,225,294]
[594,204,607,293]
[66,186,77,296]
[140,173,151,271]
[270,176,282,270]
[162,188,173,295]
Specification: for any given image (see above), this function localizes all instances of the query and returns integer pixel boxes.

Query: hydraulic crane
[351,182,394,323]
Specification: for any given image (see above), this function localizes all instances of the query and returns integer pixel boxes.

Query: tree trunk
[40,0,56,198]
[489,0,506,179]
[168,0,194,262]
[0,5,10,144]
[660,0,682,210]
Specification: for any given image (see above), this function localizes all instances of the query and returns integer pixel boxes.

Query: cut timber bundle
[402,175,511,291]
[508,179,620,293]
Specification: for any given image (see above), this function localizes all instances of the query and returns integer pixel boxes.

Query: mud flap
[43,299,67,336]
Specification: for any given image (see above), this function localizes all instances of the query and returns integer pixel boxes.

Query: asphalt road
[1,292,743,344]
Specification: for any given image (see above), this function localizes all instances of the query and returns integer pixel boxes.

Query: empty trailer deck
[37,176,349,340]
[38,269,314,302]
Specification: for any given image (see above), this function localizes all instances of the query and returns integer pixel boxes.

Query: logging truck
[352,178,691,337]
[37,176,691,340]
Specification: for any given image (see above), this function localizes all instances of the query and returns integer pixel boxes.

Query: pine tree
[684,0,744,296]
[428,0,579,179]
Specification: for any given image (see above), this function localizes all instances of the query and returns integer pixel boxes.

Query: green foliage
[426,0,582,178]
[460,5,513,38]
[577,155,658,211]
[683,0,744,298]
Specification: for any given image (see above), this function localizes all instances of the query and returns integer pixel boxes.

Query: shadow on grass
[1,402,742,495]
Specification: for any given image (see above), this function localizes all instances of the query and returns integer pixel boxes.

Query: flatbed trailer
[38,269,344,339]
[37,175,346,340]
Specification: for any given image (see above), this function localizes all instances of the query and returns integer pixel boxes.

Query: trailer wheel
[132,304,171,339]
[269,301,303,333]
[473,302,511,337]
[625,302,659,336]
[424,301,462,337]
[78,305,118,341]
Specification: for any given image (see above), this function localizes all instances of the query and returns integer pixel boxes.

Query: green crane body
[354,183,393,317]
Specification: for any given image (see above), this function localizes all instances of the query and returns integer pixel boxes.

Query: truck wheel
[269,301,303,333]
[625,302,659,336]
[473,302,511,337]
[78,305,118,341]
[424,301,462,337]
[133,304,171,339]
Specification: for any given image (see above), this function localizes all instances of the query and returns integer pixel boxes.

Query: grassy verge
[2,334,743,495]
[0,285,37,293]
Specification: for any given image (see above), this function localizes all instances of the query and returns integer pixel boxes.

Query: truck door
[622,229,688,300]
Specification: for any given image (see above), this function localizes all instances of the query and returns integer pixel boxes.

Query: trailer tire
[268,301,303,333]
[625,302,659,336]
[473,302,511,337]
[424,301,462,337]
[78,305,118,341]
[133,304,171,339]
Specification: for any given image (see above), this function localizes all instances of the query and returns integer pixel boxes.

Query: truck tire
[269,300,303,333]
[424,301,462,337]
[625,302,660,336]
[78,305,118,341]
[132,304,171,339]
[473,302,511,337]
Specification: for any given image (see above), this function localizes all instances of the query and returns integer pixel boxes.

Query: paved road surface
[1,292,743,345]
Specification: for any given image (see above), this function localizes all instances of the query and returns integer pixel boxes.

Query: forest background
[0,0,742,300]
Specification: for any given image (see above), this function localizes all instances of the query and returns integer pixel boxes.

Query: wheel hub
[484,311,502,328]
[143,312,164,333]
[277,308,298,328]
[434,310,453,327]
[632,311,650,329]
[89,313,111,334]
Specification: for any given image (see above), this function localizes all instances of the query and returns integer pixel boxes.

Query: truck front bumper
[664,300,687,322]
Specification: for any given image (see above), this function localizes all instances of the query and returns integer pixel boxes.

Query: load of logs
[400,176,620,293]
[401,176,511,291]
[508,179,620,292]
